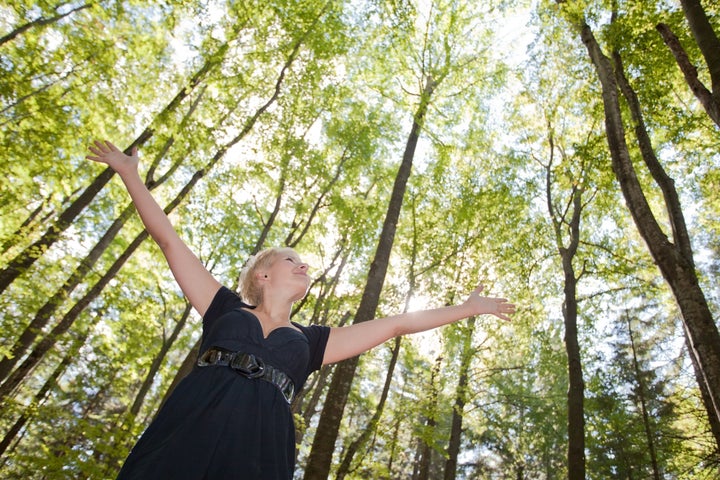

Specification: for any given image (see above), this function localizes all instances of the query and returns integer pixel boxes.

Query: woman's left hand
[464,285,515,321]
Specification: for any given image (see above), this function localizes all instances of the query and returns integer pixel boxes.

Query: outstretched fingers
[85,140,138,176]
[86,140,117,162]
[494,298,516,321]
[469,284,516,321]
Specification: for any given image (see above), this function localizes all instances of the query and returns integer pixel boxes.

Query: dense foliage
[1,0,718,478]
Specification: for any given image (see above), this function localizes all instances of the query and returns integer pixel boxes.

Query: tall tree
[413,353,444,480]
[565,6,720,450]
[585,297,691,477]
[335,337,402,480]
[442,318,475,480]
[0,320,92,458]
[303,0,501,474]
[542,125,589,479]
[624,312,662,480]
[303,72,437,480]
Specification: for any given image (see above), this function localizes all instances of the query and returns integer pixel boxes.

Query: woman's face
[261,249,311,301]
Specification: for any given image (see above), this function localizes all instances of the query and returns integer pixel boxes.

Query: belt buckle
[231,353,266,379]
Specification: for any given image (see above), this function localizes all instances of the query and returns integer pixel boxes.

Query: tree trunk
[0,139,199,439]
[294,364,332,462]
[415,354,443,480]
[386,398,405,476]
[101,302,194,461]
[0,202,135,384]
[562,242,585,480]
[580,22,720,449]
[443,319,475,480]
[613,48,720,444]
[129,301,192,418]
[285,151,348,248]
[302,75,437,480]
[678,0,720,99]
[0,99,201,381]
[656,0,720,126]
[625,314,661,480]
[0,194,60,255]
[656,22,720,128]
[543,111,586,479]
[49,372,120,477]
[336,265,419,479]
[0,166,115,296]
[335,337,402,480]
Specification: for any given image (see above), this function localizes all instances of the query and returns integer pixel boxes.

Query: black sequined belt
[197,348,295,404]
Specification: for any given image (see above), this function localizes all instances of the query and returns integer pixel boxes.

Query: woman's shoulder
[204,286,252,321]
[291,322,331,348]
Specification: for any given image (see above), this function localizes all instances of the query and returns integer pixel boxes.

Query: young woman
[86,140,515,479]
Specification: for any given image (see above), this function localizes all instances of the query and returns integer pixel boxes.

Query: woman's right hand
[86,140,138,177]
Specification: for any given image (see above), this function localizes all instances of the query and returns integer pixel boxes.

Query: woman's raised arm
[322,285,515,365]
[87,140,221,316]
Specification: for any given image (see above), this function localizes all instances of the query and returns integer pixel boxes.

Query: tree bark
[678,0,720,99]
[625,314,661,480]
[0,169,203,404]
[129,302,192,418]
[415,354,443,480]
[613,47,720,444]
[0,95,205,384]
[563,247,585,480]
[580,22,720,449]
[285,151,348,247]
[0,194,60,255]
[443,320,475,480]
[336,261,419,479]
[302,75,437,480]
[656,22,720,127]
[335,337,402,480]
[0,203,135,384]
[294,364,332,461]
[545,130,586,479]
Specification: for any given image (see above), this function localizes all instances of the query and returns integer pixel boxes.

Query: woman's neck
[252,302,292,324]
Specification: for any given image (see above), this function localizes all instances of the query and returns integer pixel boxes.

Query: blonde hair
[238,247,296,306]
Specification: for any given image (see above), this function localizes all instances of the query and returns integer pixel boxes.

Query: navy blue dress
[116,286,330,479]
